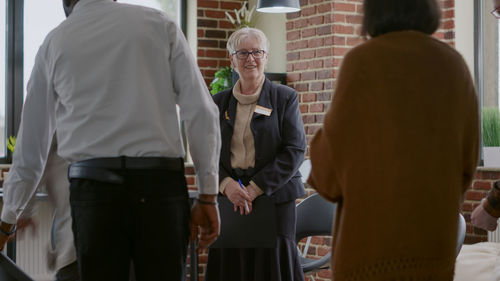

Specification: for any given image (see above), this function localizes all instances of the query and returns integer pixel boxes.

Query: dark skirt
[204,200,305,281]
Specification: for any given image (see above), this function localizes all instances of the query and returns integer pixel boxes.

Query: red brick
[307,125,322,134]
[442,20,454,29]
[308,15,324,26]
[205,10,227,18]
[186,177,195,185]
[205,30,226,38]
[302,115,315,124]
[295,18,308,28]
[315,114,325,123]
[286,22,294,31]
[333,2,356,12]
[198,19,218,27]
[295,40,308,49]
[442,0,454,9]
[308,60,323,69]
[302,27,316,38]
[198,59,218,68]
[309,38,324,48]
[346,37,364,46]
[288,51,300,61]
[464,190,487,201]
[300,50,315,60]
[300,104,309,113]
[219,60,231,67]
[461,202,473,212]
[473,180,492,190]
[333,14,345,23]
[479,171,500,180]
[198,40,218,48]
[317,92,331,102]
[302,93,317,102]
[317,48,332,57]
[310,0,323,4]
[295,83,309,92]
[333,47,349,56]
[287,31,300,41]
[301,6,316,16]
[294,61,309,71]
[334,25,355,35]
[318,3,331,13]
[197,50,205,57]
[346,15,362,24]
[219,20,234,29]
[206,50,227,58]
[318,246,331,256]
[442,9,455,19]
[310,82,324,92]
[317,69,332,79]
[317,25,332,35]
[185,166,195,175]
[220,2,243,10]
[198,0,218,8]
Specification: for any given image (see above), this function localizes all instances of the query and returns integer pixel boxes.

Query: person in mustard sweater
[307,0,479,280]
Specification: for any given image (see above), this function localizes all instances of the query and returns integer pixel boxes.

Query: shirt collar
[73,0,114,13]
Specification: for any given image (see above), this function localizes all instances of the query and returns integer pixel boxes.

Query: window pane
[0,2,5,157]
[481,0,500,167]
[24,0,66,99]
[118,0,181,26]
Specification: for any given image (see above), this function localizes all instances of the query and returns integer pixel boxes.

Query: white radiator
[488,221,500,242]
[2,199,56,281]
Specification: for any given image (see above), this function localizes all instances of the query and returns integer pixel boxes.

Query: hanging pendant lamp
[256,0,301,13]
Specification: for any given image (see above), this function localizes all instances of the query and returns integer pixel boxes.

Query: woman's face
[230,36,268,83]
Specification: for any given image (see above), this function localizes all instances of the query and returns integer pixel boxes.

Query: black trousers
[69,168,190,281]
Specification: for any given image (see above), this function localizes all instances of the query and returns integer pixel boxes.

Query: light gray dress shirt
[1,0,220,224]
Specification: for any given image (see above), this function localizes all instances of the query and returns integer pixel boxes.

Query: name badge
[255,105,272,116]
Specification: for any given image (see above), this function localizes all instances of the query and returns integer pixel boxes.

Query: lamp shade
[256,0,301,13]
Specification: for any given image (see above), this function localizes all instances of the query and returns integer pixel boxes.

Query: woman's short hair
[362,0,441,38]
[226,27,270,54]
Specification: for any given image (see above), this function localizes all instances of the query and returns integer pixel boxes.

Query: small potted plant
[482,107,500,167]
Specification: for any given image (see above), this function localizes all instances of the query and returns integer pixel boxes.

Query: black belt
[68,157,184,184]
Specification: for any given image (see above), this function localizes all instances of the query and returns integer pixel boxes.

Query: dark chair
[0,252,34,281]
[295,193,336,280]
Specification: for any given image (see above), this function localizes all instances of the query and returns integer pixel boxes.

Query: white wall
[187,0,198,58]
[249,0,287,73]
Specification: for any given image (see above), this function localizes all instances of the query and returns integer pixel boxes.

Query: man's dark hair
[362,0,441,38]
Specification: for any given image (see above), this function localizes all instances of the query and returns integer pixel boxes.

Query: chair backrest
[0,253,34,281]
[295,193,336,242]
[456,213,466,257]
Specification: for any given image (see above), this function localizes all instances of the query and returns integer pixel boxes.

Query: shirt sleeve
[1,44,57,224]
[166,19,221,195]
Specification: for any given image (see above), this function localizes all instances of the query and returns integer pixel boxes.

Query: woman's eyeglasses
[232,50,266,60]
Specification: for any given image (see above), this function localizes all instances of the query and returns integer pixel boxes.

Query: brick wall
[197,0,245,87]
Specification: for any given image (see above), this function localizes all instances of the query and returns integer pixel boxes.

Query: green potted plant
[209,67,233,95]
[483,107,500,166]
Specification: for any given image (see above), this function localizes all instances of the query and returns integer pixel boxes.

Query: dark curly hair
[362,0,441,38]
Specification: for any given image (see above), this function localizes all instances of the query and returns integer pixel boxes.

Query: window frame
[3,0,187,164]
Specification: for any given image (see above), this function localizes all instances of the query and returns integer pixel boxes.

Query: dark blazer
[213,78,306,203]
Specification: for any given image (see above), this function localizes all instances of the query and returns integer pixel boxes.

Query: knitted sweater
[308,31,479,280]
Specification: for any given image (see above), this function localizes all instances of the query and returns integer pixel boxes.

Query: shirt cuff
[219,177,233,195]
[1,209,18,225]
[198,172,219,195]
[249,180,264,196]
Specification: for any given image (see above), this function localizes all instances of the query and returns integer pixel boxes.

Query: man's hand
[471,203,498,231]
[0,222,16,251]
[189,194,220,252]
